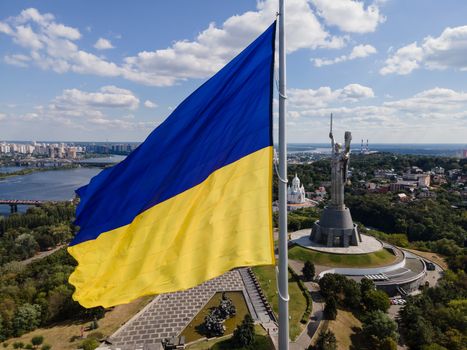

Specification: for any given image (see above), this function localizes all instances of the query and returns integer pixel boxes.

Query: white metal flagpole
[277,0,289,349]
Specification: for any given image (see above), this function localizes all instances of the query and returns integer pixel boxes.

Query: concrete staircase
[239,268,276,323]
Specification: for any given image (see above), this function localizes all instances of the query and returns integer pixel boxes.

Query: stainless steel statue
[329,114,351,209]
[309,114,361,247]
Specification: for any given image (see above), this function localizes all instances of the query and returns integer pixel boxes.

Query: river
[0,167,101,216]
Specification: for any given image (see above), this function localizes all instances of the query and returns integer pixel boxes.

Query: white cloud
[380,25,467,75]
[4,54,30,67]
[46,23,81,40]
[94,38,114,50]
[0,3,345,86]
[383,88,467,113]
[7,86,154,132]
[312,44,376,66]
[0,113,6,120]
[311,0,385,33]
[286,87,467,141]
[16,8,54,25]
[288,83,374,108]
[144,100,158,108]
[54,86,140,110]
[349,44,377,59]
[14,25,43,50]
[0,21,12,34]
[122,0,346,85]
[340,83,375,100]
[0,8,120,78]
[380,42,423,75]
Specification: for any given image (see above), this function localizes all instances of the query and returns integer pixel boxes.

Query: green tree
[343,278,361,310]
[31,336,43,348]
[302,261,315,281]
[379,337,397,350]
[315,330,337,350]
[323,297,337,320]
[318,274,346,299]
[13,342,24,349]
[231,314,255,348]
[360,278,375,296]
[362,289,390,312]
[0,315,4,342]
[362,310,398,344]
[443,328,464,350]
[40,345,51,350]
[421,344,448,350]
[12,304,41,336]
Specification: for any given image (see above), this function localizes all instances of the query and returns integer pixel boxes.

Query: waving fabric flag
[68,22,277,308]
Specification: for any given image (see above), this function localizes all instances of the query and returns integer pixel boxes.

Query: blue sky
[1,0,466,143]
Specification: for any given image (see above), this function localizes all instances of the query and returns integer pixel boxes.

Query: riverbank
[0,165,79,179]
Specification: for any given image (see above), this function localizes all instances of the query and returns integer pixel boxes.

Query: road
[19,245,65,266]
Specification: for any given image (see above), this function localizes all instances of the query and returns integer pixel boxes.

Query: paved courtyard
[107,270,244,348]
[101,268,277,349]
[291,229,383,254]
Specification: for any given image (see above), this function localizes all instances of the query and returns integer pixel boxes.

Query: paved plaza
[100,268,277,349]
[291,229,383,254]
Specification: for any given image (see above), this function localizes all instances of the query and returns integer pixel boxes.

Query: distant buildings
[431,166,445,175]
[85,143,138,154]
[388,167,431,192]
[0,141,85,159]
[0,141,139,159]
[374,168,397,179]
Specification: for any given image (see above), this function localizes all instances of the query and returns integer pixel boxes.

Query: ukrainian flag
[68,22,276,308]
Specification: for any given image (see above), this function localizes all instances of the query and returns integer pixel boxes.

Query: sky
[0,0,466,143]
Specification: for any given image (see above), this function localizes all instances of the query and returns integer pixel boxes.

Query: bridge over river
[0,199,66,213]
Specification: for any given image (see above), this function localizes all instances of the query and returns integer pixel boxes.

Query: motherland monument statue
[309,114,361,247]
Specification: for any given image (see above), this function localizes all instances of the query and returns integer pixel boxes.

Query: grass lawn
[2,295,153,350]
[319,310,362,350]
[187,325,274,350]
[288,246,397,267]
[181,292,250,343]
[251,265,307,341]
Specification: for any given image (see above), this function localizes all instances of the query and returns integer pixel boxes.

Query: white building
[287,174,306,204]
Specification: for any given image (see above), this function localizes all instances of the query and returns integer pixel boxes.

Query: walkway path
[288,260,325,350]
[20,244,65,266]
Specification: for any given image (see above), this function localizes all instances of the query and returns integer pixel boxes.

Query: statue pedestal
[310,206,361,247]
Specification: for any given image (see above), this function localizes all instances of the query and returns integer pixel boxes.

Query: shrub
[31,335,44,347]
[380,337,397,350]
[231,314,255,348]
[79,339,100,350]
[302,261,315,281]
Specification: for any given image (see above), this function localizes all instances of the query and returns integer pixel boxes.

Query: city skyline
[1,0,467,143]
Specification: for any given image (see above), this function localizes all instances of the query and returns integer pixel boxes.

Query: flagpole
[277,0,289,349]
